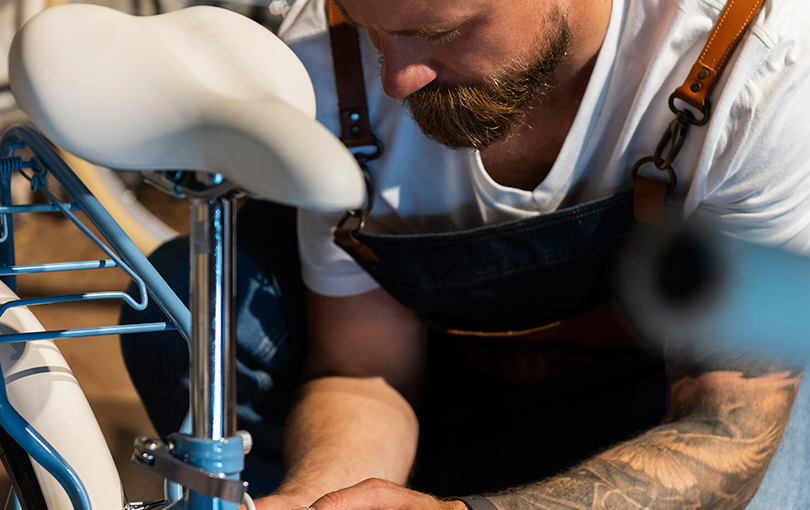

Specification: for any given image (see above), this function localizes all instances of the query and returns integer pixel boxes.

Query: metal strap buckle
[631,94,712,193]
[337,138,383,236]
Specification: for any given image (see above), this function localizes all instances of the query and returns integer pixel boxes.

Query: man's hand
[309,479,467,510]
[259,289,426,510]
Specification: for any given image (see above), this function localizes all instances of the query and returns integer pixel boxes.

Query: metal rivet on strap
[697,67,710,80]
[350,125,361,134]
[349,112,361,122]
[690,82,702,92]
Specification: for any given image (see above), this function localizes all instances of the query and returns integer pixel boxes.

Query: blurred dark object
[617,222,810,361]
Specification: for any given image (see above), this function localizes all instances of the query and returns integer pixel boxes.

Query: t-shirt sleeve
[297,208,381,296]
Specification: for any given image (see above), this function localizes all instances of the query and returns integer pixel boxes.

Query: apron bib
[335,188,655,382]
[334,188,669,495]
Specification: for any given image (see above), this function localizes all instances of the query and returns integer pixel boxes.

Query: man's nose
[377,37,438,99]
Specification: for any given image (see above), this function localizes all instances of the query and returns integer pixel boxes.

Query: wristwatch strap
[456,495,499,510]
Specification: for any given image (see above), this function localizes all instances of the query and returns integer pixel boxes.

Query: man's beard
[405,16,573,150]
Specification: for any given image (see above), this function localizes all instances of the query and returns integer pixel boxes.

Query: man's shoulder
[277,0,327,45]
[627,0,810,42]
[689,0,810,48]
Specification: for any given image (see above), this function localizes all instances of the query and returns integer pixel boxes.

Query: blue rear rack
[0,125,193,510]
[0,125,191,342]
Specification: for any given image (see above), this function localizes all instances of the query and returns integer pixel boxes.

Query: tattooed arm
[485,349,803,510]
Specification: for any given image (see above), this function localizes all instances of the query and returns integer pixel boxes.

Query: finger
[312,485,401,510]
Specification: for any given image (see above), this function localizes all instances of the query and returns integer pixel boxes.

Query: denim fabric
[333,189,672,494]
[410,337,668,496]
[340,189,640,331]
[337,188,810,503]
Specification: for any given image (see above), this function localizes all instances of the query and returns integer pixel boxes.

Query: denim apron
[334,187,669,496]
[122,193,810,504]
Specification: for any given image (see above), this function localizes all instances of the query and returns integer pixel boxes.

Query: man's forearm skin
[488,367,802,510]
[275,376,419,505]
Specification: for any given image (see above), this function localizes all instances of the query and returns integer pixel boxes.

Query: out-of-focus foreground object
[618,223,810,361]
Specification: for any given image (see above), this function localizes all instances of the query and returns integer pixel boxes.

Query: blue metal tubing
[0,126,191,341]
[173,433,242,510]
[622,227,810,361]
[0,321,176,343]
[0,126,191,510]
[0,291,147,316]
[0,362,92,510]
[0,204,82,213]
[0,149,16,291]
[0,259,117,275]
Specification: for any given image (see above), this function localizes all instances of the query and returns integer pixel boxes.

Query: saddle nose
[9,4,365,210]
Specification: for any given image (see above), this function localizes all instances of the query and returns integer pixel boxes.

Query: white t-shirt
[279,0,810,297]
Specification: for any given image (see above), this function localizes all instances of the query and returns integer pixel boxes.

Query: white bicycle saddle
[9,4,364,211]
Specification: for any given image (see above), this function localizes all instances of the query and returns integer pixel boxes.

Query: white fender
[0,281,124,510]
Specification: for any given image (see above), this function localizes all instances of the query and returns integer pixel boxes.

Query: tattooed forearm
[487,367,802,510]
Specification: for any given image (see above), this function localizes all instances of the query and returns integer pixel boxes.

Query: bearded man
[121,0,810,508]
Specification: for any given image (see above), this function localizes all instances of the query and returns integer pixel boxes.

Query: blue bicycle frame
[0,125,244,510]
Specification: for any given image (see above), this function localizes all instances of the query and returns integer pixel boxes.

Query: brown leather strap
[673,0,765,113]
[633,176,670,226]
[327,0,377,148]
[445,301,645,383]
[334,226,380,264]
[633,0,765,224]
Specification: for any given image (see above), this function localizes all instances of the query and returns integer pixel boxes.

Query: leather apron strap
[633,0,766,225]
[674,0,766,113]
[326,0,376,149]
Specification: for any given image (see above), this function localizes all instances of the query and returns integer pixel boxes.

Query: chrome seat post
[189,177,237,441]
[129,171,247,510]
[187,172,240,510]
